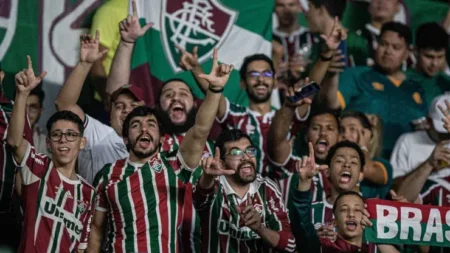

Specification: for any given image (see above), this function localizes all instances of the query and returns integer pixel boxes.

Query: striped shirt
[272,26,314,62]
[193,174,296,253]
[16,143,96,253]
[161,133,215,253]
[0,100,34,213]
[218,98,308,179]
[420,176,450,207]
[93,150,196,253]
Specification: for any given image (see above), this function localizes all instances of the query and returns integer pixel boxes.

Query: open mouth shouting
[57,147,70,155]
[345,219,358,231]
[316,139,329,153]
[137,134,153,149]
[339,171,352,184]
[238,162,255,177]
[169,102,186,120]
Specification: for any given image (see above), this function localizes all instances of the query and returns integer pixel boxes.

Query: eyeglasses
[225,147,257,160]
[247,71,274,79]
[49,131,81,142]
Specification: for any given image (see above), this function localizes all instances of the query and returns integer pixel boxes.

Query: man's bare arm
[55,31,108,122]
[106,0,152,95]
[180,51,233,168]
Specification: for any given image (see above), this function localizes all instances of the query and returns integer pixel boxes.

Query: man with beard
[319,22,428,159]
[193,129,296,253]
[55,31,144,184]
[87,52,233,252]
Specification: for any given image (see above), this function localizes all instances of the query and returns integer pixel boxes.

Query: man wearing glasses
[7,56,96,253]
[180,49,310,179]
[193,128,295,253]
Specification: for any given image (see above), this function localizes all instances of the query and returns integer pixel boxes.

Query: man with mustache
[55,30,145,184]
[193,129,296,253]
[86,52,233,252]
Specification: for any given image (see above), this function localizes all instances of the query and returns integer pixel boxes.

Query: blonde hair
[366,114,384,159]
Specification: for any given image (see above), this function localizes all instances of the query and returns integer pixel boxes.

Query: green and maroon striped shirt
[193,174,296,253]
[93,150,196,253]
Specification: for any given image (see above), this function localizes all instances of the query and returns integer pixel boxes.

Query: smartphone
[338,41,348,67]
[286,81,320,104]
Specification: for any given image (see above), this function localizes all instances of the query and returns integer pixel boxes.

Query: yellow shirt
[90,0,128,75]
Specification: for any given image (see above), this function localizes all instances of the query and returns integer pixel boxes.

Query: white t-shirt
[78,115,128,184]
[390,131,450,179]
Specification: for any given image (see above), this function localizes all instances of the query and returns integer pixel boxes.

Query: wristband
[121,38,134,44]
[320,54,333,61]
[208,85,224,93]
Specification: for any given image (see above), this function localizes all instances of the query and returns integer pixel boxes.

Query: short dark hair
[122,106,165,138]
[239,54,275,80]
[307,109,340,130]
[326,140,366,172]
[310,0,347,19]
[416,22,449,51]
[380,21,412,46]
[340,111,371,130]
[30,87,45,108]
[215,129,253,158]
[46,111,84,135]
[332,191,365,214]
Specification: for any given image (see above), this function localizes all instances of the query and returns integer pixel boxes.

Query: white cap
[429,93,450,133]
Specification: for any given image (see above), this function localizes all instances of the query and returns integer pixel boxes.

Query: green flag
[129,0,277,108]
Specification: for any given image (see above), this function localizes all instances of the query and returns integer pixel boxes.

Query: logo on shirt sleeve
[413,92,423,104]
[372,82,384,91]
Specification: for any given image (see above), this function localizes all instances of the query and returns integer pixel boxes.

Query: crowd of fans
[0,0,450,252]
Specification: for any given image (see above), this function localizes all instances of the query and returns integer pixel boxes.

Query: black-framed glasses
[49,131,81,142]
[225,147,257,160]
[247,71,274,79]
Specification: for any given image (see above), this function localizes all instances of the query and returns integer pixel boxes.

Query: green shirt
[406,69,450,107]
[338,67,428,158]
[360,157,393,199]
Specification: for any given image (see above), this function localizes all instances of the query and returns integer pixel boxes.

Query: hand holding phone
[286,81,320,104]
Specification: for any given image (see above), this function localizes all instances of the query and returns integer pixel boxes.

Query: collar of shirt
[365,23,380,36]
[220,175,260,205]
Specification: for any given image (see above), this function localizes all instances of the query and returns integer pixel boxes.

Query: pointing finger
[132,0,138,16]
[214,147,221,160]
[212,48,218,69]
[27,55,32,70]
[193,46,198,58]
[95,30,100,41]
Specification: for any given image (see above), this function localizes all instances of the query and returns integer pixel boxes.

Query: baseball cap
[110,84,144,103]
[429,93,450,133]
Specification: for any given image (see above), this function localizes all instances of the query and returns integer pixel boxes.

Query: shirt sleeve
[165,151,197,183]
[216,98,247,127]
[264,179,296,252]
[390,134,410,179]
[93,167,109,212]
[192,173,218,211]
[83,115,115,151]
[79,190,97,250]
[14,142,52,185]
[338,68,361,110]
[291,188,322,253]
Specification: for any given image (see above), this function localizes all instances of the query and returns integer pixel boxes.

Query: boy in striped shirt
[8,57,96,253]
[88,55,233,253]
[194,129,296,253]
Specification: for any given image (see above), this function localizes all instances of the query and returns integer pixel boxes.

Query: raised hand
[283,77,313,108]
[316,224,337,242]
[200,147,235,177]
[390,190,408,203]
[361,204,373,229]
[296,142,328,182]
[320,17,347,51]
[80,30,108,64]
[119,0,153,43]
[177,45,200,71]
[328,50,346,74]
[15,56,47,93]
[438,99,450,133]
[198,48,233,88]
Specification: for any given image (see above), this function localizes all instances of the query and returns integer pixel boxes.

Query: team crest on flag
[149,158,163,173]
[161,0,238,72]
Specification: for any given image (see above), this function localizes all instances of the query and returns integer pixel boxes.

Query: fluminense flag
[128,0,279,108]
[365,199,450,248]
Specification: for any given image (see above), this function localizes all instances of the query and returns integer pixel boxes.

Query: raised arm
[268,86,312,165]
[179,47,228,119]
[179,51,233,168]
[7,56,47,164]
[106,0,152,95]
[55,31,108,122]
